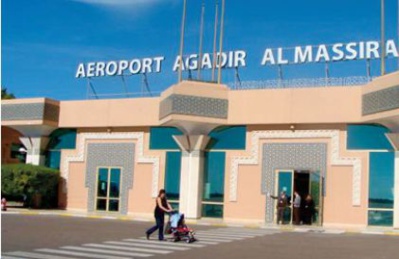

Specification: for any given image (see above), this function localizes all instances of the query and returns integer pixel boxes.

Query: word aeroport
[75,57,165,78]
[261,40,399,65]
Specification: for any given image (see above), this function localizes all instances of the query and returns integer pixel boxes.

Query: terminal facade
[2,72,399,229]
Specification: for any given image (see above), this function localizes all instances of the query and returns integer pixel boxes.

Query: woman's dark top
[154,197,168,217]
[304,199,315,214]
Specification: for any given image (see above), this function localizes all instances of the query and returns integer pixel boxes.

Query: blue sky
[2,0,399,100]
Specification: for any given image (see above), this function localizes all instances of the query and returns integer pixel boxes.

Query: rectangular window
[96,167,122,212]
[10,143,25,162]
[347,125,392,150]
[202,152,225,218]
[202,204,223,218]
[149,127,183,150]
[368,210,394,226]
[164,152,181,207]
[368,152,394,226]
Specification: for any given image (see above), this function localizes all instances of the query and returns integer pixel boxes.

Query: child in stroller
[165,211,196,243]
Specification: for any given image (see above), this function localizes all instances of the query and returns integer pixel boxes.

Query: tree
[1,88,16,99]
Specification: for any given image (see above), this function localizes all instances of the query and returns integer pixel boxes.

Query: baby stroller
[165,211,196,243]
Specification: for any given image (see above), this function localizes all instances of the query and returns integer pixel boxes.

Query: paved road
[2,214,399,259]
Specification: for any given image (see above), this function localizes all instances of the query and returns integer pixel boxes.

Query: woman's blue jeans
[146,214,164,240]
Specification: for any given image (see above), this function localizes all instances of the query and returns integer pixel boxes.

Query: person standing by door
[293,191,301,225]
[269,191,288,224]
[146,189,172,241]
[303,194,315,225]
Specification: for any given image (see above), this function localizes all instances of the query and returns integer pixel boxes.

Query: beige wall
[61,127,166,216]
[362,71,399,94]
[224,153,266,224]
[228,87,363,125]
[66,162,88,211]
[59,98,160,128]
[3,72,398,130]
[222,126,369,227]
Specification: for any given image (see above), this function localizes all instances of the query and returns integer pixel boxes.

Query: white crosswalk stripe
[4,227,280,259]
[194,237,232,242]
[82,243,173,254]
[4,251,81,259]
[197,230,261,235]
[1,255,27,259]
[36,248,133,259]
[209,228,273,236]
[109,240,194,250]
[189,240,219,245]
[60,246,152,257]
[195,234,245,240]
[194,232,253,239]
[125,238,205,248]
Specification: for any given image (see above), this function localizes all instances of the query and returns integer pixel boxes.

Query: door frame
[274,169,324,226]
[274,169,294,224]
[95,166,123,213]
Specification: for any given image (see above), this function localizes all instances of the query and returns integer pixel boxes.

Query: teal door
[275,170,294,224]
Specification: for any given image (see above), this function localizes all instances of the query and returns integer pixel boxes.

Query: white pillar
[179,150,204,219]
[173,135,210,219]
[20,136,49,166]
[394,151,399,229]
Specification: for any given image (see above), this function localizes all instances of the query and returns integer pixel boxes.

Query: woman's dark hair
[158,189,166,197]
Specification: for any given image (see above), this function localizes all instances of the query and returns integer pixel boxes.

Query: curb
[2,210,399,236]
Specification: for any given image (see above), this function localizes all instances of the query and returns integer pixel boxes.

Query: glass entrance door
[274,170,324,226]
[309,171,323,226]
[275,170,294,224]
[96,167,121,212]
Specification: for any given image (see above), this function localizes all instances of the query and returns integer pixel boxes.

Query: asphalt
[2,207,399,236]
[1,214,399,259]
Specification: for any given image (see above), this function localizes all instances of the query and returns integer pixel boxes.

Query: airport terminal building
[1,71,399,229]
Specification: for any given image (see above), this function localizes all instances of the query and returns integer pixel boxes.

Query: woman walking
[146,189,172,241]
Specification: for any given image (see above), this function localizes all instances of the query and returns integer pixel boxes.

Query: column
[173,135,210,219]
[386,133,399,228]
[394,151,399,229]
[19,136,49,166]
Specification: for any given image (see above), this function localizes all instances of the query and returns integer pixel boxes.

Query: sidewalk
[2,207,399,237]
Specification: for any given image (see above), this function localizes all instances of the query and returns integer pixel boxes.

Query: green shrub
[1,164,60,208]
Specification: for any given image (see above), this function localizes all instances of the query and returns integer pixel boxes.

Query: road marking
[293,228,312,232]
[105,241,193,250]
[36,248,132,259]
[192,240,220,245]
[4,251,81,259]
[205,230,268,236]
[209,228,270,236]
[195,230,264,237]
[60,246,152,257]
[136,236,220,245]
[323,230,346,234]
[194,232,255,238]
[194,237,232,242]
[2,255,28,259]
[128,238,205,247]
[194,234,245,240]
[83,243,172,254]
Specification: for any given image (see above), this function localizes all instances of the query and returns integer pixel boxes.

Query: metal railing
[227,76,373,90]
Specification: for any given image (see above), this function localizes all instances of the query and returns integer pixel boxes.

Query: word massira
[261,40,399,65]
